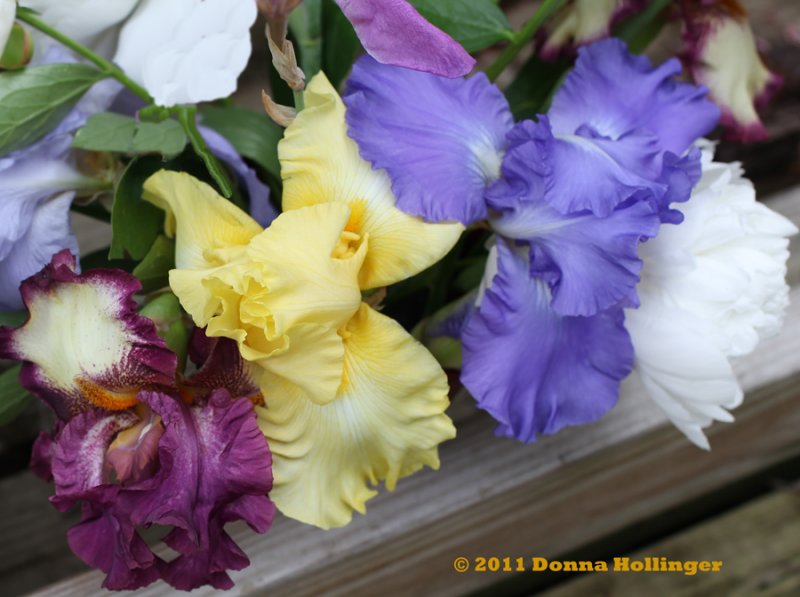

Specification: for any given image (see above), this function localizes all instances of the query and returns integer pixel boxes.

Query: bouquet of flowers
[0,0,794,591]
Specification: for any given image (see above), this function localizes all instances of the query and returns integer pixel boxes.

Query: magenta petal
[334,0,475,77]
[0,250,177,419]
[183,333,262,403]
[133,389,274,591]
[68,504,162,591]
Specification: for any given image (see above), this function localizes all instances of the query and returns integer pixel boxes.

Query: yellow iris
[143,73,463,530]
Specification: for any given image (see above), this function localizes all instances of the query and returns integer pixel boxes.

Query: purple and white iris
[343,39,720,441]
[0,252,274,590]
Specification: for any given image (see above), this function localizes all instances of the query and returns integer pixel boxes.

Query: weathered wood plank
[540,486,800,596]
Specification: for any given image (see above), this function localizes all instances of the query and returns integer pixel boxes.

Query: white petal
[631,146,796,447]
[24,0,139,46]
[626,303,741,449]
[114,0,257,106]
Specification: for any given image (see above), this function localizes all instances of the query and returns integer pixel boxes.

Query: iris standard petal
[510,117,665,217]
[333,0,475,78]
[488,124,661,316]
[258,303,455,529]
[280,72,463,289]
[143,170,263,271]
[343,56,512,224]
[0,251,177,419]
[460,240,633,442]
[548,38,719,154]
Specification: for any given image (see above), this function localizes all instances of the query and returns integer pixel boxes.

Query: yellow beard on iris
[143,73,464,530]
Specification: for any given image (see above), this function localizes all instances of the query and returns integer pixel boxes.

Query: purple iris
[2,253,273,590]
[343,39,720,441]
[0,45,120,310]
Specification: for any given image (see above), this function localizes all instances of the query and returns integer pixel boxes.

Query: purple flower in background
[333,0,475,78]
[0,46,121,310]
[200,126,277,227]
[344,39,719,441]
[1,252,274,590]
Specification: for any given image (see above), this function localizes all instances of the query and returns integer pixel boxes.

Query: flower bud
[0,23,34,70]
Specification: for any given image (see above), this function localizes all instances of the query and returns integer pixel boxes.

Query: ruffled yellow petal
[258,303,456,529]
[279,72,464,290]
[169,202,365,405]
[246,202,367,335]
[143,170,262,270]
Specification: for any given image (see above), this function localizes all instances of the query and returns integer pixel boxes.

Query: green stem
[175,106,234,198]
[293,89,305,111]
[16,10,152,102]
[485,0,568,82]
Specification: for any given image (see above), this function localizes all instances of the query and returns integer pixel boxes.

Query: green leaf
[72,113,136,151]
[407,0,513,53]
[0,310,27,327]
[139,293,188,370]
[199,106,282,179]
[175,105,233,198]
[322,0,362,89]
[72,113,187,157]
[0,366,32,426]
[110,156,168,261]
[613,0,673,54]
[132,235,175,293]
[504,55,572,120]
[0,63,106,155]
[290,0,323,77]
[131,120,187,156]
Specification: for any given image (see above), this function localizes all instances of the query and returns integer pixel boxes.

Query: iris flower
[681,0,782,141]
[0,45,121,310]
[0,251,273,590]
[343,39,719,441]
[143,73,462,529]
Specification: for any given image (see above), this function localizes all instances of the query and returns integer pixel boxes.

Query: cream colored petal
[143,170,262,270]
[279,73,463,290]
[258,303,456,529]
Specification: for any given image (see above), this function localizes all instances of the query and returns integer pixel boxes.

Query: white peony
[626,143,797,449]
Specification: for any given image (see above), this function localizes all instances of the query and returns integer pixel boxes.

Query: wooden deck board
[540,486,800,597]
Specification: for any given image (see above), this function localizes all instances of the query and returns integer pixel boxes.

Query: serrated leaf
[72,113,187,157]
[199,106,282,178]
[110,156,168,261]
[132,235,175,293]
[0,366,32,426]
[407,0,513,53]
[0,63,106,156]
